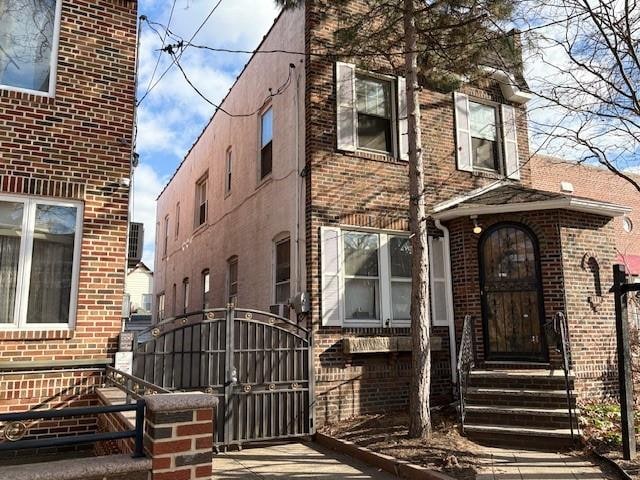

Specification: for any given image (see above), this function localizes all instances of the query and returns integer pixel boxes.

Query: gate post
[613,264,636,460]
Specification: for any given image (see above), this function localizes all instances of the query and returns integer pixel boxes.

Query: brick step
[468,370,574,390]
[465,405,579,429]
[464,424,578,450]
[466,387,576,408]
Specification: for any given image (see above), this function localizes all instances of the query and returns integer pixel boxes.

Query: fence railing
[457,315,474,434]
[105,366,170,402]
[0,401,145,457]
[544,311,577,440]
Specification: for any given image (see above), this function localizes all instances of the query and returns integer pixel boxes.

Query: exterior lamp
[471,216,482,235]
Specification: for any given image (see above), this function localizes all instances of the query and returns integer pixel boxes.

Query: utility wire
[137,0,225,106]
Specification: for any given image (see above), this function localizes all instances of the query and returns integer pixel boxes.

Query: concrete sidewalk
[212,442,399,479]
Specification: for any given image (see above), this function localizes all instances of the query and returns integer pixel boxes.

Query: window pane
[345,278,379,320]
[261,108,273,146]
[26,204,77,324]
[261,141,272,178]
[0,0,56,92]
[0,201,24,324]
[472,137,499,171]
[391,282,411,320]
[276,239,290,283]
[276,282,290,304]
[356,77,390,117]
[431,281,447,322]
[203,272,210,293]
[469,102,497,141]
[431,237,445,278]
[344,232,379,277]
[357,114,392,152]
[390,236,411,278]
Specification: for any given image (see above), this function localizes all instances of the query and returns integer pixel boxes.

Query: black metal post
[133,399,145,458]
[613,264,636,460]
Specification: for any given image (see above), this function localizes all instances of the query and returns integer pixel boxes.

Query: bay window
[320,227,449,329]
[0,0,62,96]
[0,195,82,329]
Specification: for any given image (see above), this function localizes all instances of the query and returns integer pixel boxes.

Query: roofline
[433,197,631,221]
[432,180,508,213]
[533,154,640,181]
[155,7,288,201]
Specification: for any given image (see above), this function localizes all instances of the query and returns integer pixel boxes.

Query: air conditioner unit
[269,303,290,318]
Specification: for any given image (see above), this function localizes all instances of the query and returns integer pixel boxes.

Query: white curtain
[0,235,20,323]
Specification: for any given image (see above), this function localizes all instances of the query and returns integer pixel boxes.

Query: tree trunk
[404,0,432,440]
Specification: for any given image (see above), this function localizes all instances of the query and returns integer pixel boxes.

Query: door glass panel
[0,201,24,324]
[26,204,77,324]
[481,225,543,359]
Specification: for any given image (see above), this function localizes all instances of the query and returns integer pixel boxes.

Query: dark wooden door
[479,224,547,361]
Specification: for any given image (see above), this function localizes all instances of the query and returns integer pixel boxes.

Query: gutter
[435,219,457,385]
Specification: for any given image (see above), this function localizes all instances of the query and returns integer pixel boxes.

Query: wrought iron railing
[457,315,475,434]
[0,401,145,457]
[544,311,577,440]
[105,366,170,403]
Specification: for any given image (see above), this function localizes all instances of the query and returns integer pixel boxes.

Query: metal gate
[132,306,313,448]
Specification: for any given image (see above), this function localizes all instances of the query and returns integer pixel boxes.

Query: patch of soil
[320,408,488,480]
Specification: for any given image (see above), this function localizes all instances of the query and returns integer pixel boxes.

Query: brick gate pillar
[143,393,217,480]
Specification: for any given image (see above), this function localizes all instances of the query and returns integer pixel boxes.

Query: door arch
[479,223,547,361]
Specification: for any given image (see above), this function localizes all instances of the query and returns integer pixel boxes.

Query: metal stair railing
[457,315,475,434]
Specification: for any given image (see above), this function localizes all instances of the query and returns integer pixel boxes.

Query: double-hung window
[320,227,450,329]
[157,292,165,321]
[0,195,82,329]
[469,101,500,171]
[141,294,153,313]
[195,175,208,227]
[356,75,393,154]
[260,108,273,179]
[163,215,169,257]
[175,202,180,238]
[225,148,233,194]
[227,256,238,306]
[0,0,62,96]
[274,238,291,304]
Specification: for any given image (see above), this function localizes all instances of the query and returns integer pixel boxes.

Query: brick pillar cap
[143,392,218,413]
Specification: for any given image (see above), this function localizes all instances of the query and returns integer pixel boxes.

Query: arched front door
[479,223,547,362]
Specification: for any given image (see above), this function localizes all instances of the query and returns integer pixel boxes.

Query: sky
[133,0,281,267]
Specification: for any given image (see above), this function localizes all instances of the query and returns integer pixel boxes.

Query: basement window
[0,0,63,96]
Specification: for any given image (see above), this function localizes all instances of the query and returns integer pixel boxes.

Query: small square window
[260,109,273,179]
[469,101,501,172]
[356,75,393,153]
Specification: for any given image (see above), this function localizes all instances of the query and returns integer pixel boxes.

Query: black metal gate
[132,306,313,448]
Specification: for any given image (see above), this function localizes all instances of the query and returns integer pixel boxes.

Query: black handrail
[544,311,577,440]
[105,366,170,402]
[457,315,475,434]
[0,399,145,457]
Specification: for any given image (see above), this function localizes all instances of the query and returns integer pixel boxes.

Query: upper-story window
[163,215,169,257]
[195,174,208,227]
[335,62,408,160]
[0,195,83,329]
[202,269,210,309]
[469,101,501,171]
[182,277,189,314]
[0,0,62,96]
[175,202,180,238]
[225,148,233,194]
[227,256,238,306]
[260,108,273,179]
[274,237,291,304]
[157,292,165,321]
[454,92,520,179]
[356,75,393,154]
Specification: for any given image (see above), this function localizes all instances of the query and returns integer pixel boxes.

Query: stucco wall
[154,8,306,316]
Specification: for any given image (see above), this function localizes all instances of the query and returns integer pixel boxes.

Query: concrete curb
[315,433,456,480]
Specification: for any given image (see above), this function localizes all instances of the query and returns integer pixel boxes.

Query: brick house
[154,4,630,445]
[0,0,137,441]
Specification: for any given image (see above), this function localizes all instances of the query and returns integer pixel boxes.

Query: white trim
[0,194,83,330]
[428,236,449,327]
[0,0,63,97]
[434,197,631,221]
[273,235,291,304]
[378,233,392,326]
[435,219,457,384]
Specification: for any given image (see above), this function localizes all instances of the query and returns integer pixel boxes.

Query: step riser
[466,394,575,408]
[465,412,578,429]
[466,432,577,451]
[468,377,573,390]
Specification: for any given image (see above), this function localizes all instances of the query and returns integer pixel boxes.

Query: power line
[137,0,225,106]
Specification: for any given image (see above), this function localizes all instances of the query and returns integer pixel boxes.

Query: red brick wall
[304,2,532,424]
[0,0,137,412]
[531,155,640,257]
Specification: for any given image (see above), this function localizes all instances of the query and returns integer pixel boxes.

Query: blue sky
[133,0,280,267]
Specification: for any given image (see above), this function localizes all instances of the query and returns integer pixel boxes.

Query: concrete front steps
[463,369,579,450]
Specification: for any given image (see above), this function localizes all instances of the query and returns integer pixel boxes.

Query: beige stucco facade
[154,8,306,317]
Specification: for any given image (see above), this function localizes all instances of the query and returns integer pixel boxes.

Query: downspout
[435,218,457,385]
[294,65,302,294]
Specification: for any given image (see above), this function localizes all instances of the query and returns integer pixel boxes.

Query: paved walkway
[212,442,398,479]
[475,447,617,480]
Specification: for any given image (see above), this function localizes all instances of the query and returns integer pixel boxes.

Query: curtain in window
[26,204,76,324]
[0,201,23,324]
[0,0,57,92]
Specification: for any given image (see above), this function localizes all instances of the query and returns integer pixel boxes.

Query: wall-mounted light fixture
[471,215,482,235]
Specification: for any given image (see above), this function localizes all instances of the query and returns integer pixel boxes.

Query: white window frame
[0,0,63,97]
[273,235,291,304]
[354,72,398,157]
[141,293,153,313]
[195,174,208,228]
[0,194,83,331]
[468,98,504,174]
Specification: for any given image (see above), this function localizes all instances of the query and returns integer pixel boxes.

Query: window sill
[0,87,56,104]
[472,169,505,180]
[0,329,75,341]
[256,174,273,190]
[193,222,208,236]
[340,149,406,165]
